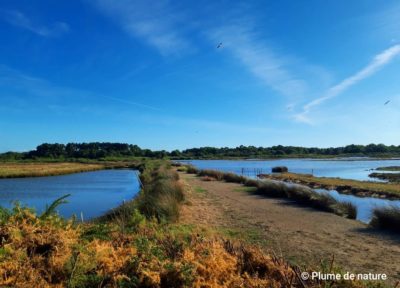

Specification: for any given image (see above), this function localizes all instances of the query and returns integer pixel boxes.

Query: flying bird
[217,42,223,49]
[384,100,391,105]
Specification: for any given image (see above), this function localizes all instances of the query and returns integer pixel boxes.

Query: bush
[222,173,246,184]
[334,202,357,219]
[370,206,400,233]
[198,169,224,181]
[136,163,185,222]
[271,166,288,173]
[186,165,199,174]
[255,181,289,198]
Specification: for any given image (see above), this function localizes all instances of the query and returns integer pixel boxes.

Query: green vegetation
[0,160,393,286]
[192,168,357,219]
[176,143,400,158]
[376,166,400,171]
[0,162,105,178]
[0,161,144,178]
[369,172,400,182]
[370,206,400,233]
[194,186,206,194]
[0,160,378,287]
[2,142,400,162]
[261,172,400,199]
[102,160,184,223]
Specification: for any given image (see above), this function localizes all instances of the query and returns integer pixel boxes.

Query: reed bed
[0,162,105,178]
[188,167,358,220]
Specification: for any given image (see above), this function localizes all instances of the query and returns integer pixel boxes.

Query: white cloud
[92,0,191,56]
[2,10,69,37]
[295,44,400,123]
[209,24,308,98]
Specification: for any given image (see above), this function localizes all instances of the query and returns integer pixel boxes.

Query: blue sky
[0,0,399,151]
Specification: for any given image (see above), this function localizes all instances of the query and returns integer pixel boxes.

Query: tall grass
[189,168,358,220]
[103,161,185,224]
[370,206,400,233]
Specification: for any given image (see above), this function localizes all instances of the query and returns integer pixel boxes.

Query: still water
[0,169,140,219]
[181,159,400,181]
[183,159,400,223]
[314,188,400,223]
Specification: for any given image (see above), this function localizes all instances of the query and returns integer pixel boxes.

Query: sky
[0,0,399,152]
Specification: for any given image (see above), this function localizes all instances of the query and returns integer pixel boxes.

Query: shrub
[198,170,224,181]
[244,179,261,188]
[370,206,400,233]
[308,192,337,213]
[271,166,288,173]
[185,165,198,174]
[222,173,246,184]
[334,202,357,219]
[254,181,289,198]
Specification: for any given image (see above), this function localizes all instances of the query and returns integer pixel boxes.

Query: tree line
[0,143,399,161]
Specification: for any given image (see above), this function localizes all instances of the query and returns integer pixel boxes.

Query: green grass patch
[194,186,207,194]
[233,186,257,193]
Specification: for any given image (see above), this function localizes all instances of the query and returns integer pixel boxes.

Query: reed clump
[370,206,400,233]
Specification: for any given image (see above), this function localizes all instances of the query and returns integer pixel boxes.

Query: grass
[370,206,400,233]
[102,160,185,223]
[190,168,358,220]
[0,161,388,287]
[261,172,400,199]
[0,162,105,178]
[194,186,207,194]
[197,169,224,180]
[376,166,400,171]
[369,172,400,182]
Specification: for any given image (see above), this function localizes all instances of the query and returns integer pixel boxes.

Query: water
[0,169,140,220]
[183,159,400,223]
[181,159,400,181]
[313,188,400,223]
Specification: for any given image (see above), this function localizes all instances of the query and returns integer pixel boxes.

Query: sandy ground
[179,172,400,284]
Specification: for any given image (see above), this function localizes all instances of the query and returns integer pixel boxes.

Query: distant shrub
[198,170,224,181]
[186,165,199,174]
[271,166,288,173]
[255,181,289,198]
[222,173,246,184]
[244,179,261,188]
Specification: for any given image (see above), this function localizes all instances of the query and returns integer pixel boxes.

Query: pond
[0,169,140,220]
[181,159,400,181]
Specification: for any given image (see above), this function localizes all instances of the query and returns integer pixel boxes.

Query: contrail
[102,95,161,111]
[295,44,400,123]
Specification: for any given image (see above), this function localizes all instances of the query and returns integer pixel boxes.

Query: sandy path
[179,172,400,283]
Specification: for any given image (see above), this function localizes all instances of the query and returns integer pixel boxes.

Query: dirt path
[179,172,400,283]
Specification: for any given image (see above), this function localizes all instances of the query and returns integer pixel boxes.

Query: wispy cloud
[0,65,160,112]
[92,0,191,56]
[103,96,161,111]
[209,24,308,98]
[295,44,400,123]
[2,10,69,37]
